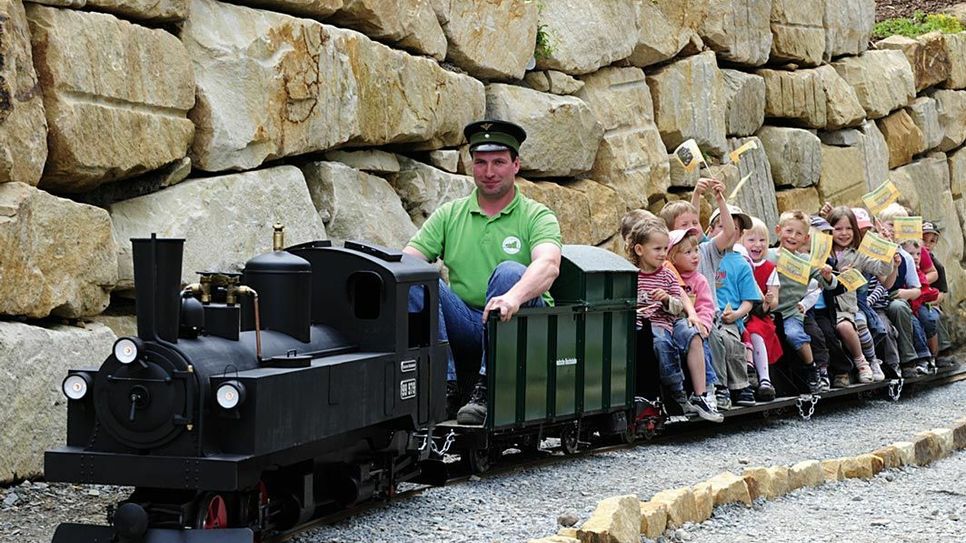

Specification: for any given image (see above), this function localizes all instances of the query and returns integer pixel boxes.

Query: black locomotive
[47,230,449,542]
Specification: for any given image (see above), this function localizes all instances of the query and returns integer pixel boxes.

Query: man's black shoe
[456,378,487,425]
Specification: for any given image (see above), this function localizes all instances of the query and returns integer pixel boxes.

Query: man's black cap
[464,120,527,154]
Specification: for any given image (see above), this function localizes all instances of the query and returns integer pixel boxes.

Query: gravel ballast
[2,380,964,543]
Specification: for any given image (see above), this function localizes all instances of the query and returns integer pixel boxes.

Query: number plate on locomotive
[400,378,417,400]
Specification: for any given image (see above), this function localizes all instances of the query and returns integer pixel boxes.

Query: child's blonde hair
[878,203,909,223]
[743,217,770,240]
[900,239,921,251]
[625,219,669,267]
[659,200,698,230]
[778,210,809,230]
[620,209,659,241]
[669,232,700,259]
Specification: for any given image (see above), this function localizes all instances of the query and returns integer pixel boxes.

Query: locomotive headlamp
[62,373,92,401]
[113,337,142,364]
[216,381,246,410]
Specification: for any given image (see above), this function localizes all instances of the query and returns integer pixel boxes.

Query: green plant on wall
[872,12,963,40]
[535,24,554,59]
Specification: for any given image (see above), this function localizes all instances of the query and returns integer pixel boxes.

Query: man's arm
[402,246,428,262]
[483,243,561,322]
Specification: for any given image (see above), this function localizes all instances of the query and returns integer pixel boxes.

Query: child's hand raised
[820,265,834,281]
[694,178,711,196]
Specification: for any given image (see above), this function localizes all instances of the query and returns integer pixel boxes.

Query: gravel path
[686,451,966,543]
[3,380,964,543]
[299,380,966,543]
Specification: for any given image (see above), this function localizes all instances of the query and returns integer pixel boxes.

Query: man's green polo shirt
[407,187,562,309]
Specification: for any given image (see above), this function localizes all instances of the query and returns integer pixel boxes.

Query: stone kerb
[183,0,483,173]
[0,0,48,186]
[27,3,195,192]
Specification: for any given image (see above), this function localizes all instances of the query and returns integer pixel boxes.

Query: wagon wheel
[194,493,229,529]
[463,447,491,474]
[560,425,579,455]
[620,424,636,445]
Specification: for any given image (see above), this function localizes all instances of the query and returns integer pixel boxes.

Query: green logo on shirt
[502,236,521,255]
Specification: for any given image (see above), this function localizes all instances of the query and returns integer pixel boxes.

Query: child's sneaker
[806,364,822,394]
[690,393,724,423]
[704,390,720,414]
[869,359,885,382]
[670,390,697,415]
[831,373,851,388]
[734,387,756,407]
[915,360,931,376]
[855,359,874,383]
[756,380,776,402]
[818,368,831,392]
[714,386,732,411]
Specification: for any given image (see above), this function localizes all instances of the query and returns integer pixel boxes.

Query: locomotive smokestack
[131,235,185,343]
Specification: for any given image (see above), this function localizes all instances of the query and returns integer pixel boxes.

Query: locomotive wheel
[560,425,579,455]
[195,493,229,529]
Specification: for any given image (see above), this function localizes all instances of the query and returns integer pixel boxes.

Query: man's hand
[483,293,522,323]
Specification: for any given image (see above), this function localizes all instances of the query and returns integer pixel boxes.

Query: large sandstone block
[569,179,623,246]
[700,0,772,66]
[390,156,474,226]
[943,32,966,89]
[757,126,821,188]
[110,166,326,289]
[769,0,825,66]
[0,183,117,318]
[0,0,47,186]
[577,67,670,208]
[890,155,964,267]
[26,4,194,192]
[776,186,821,214]
[646,51,727,156]
[823,0,874,59]
[907,96,944,150]
[231,0,342,18]
[629,0,707,68]
[518,179,594,245]
[650,487,698,529]
[722,69,765,137]
[639,501,668,540]
[576,494,640,543]
[485,84,602,177]
[86,0,188,21]
[817,144,867,206]
[758,65,865,130]
[832,50,916,120]
[534,0,637,76]
[707,472,752,506]
[858,120,891,190]
[877,33,950,92]
[442,0,537,80]
[877,109,926,169]
[949,146,966,198]
[932,89,966,151]
[0,321,116,483]
[327,0,446,60]
[727,137,779,232]
[302,161,416,249]
[184,0,483,172]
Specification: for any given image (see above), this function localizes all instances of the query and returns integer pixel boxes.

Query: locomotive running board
[52,523,253,543]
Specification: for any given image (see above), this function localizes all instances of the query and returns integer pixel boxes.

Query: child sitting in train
[706,205,763,405]
[767,210,838,393]
[921,221,956,367]
[740,217,782,400]
[826,206,898,384]
[625,219,722,422]
[902,239,945,371]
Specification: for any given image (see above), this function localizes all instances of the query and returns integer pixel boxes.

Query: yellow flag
[729,140,759,164]
[893,216,923,241]
[777,248,811,286]
[673,139,706,173]
[858,232,897,263]
[837,269,868,292]
[861,181,900,216]
[809,231,833,268]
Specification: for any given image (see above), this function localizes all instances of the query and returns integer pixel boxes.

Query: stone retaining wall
[2,0,966,482]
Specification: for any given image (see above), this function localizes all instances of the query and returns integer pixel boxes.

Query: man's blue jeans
[408,261,546,381]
